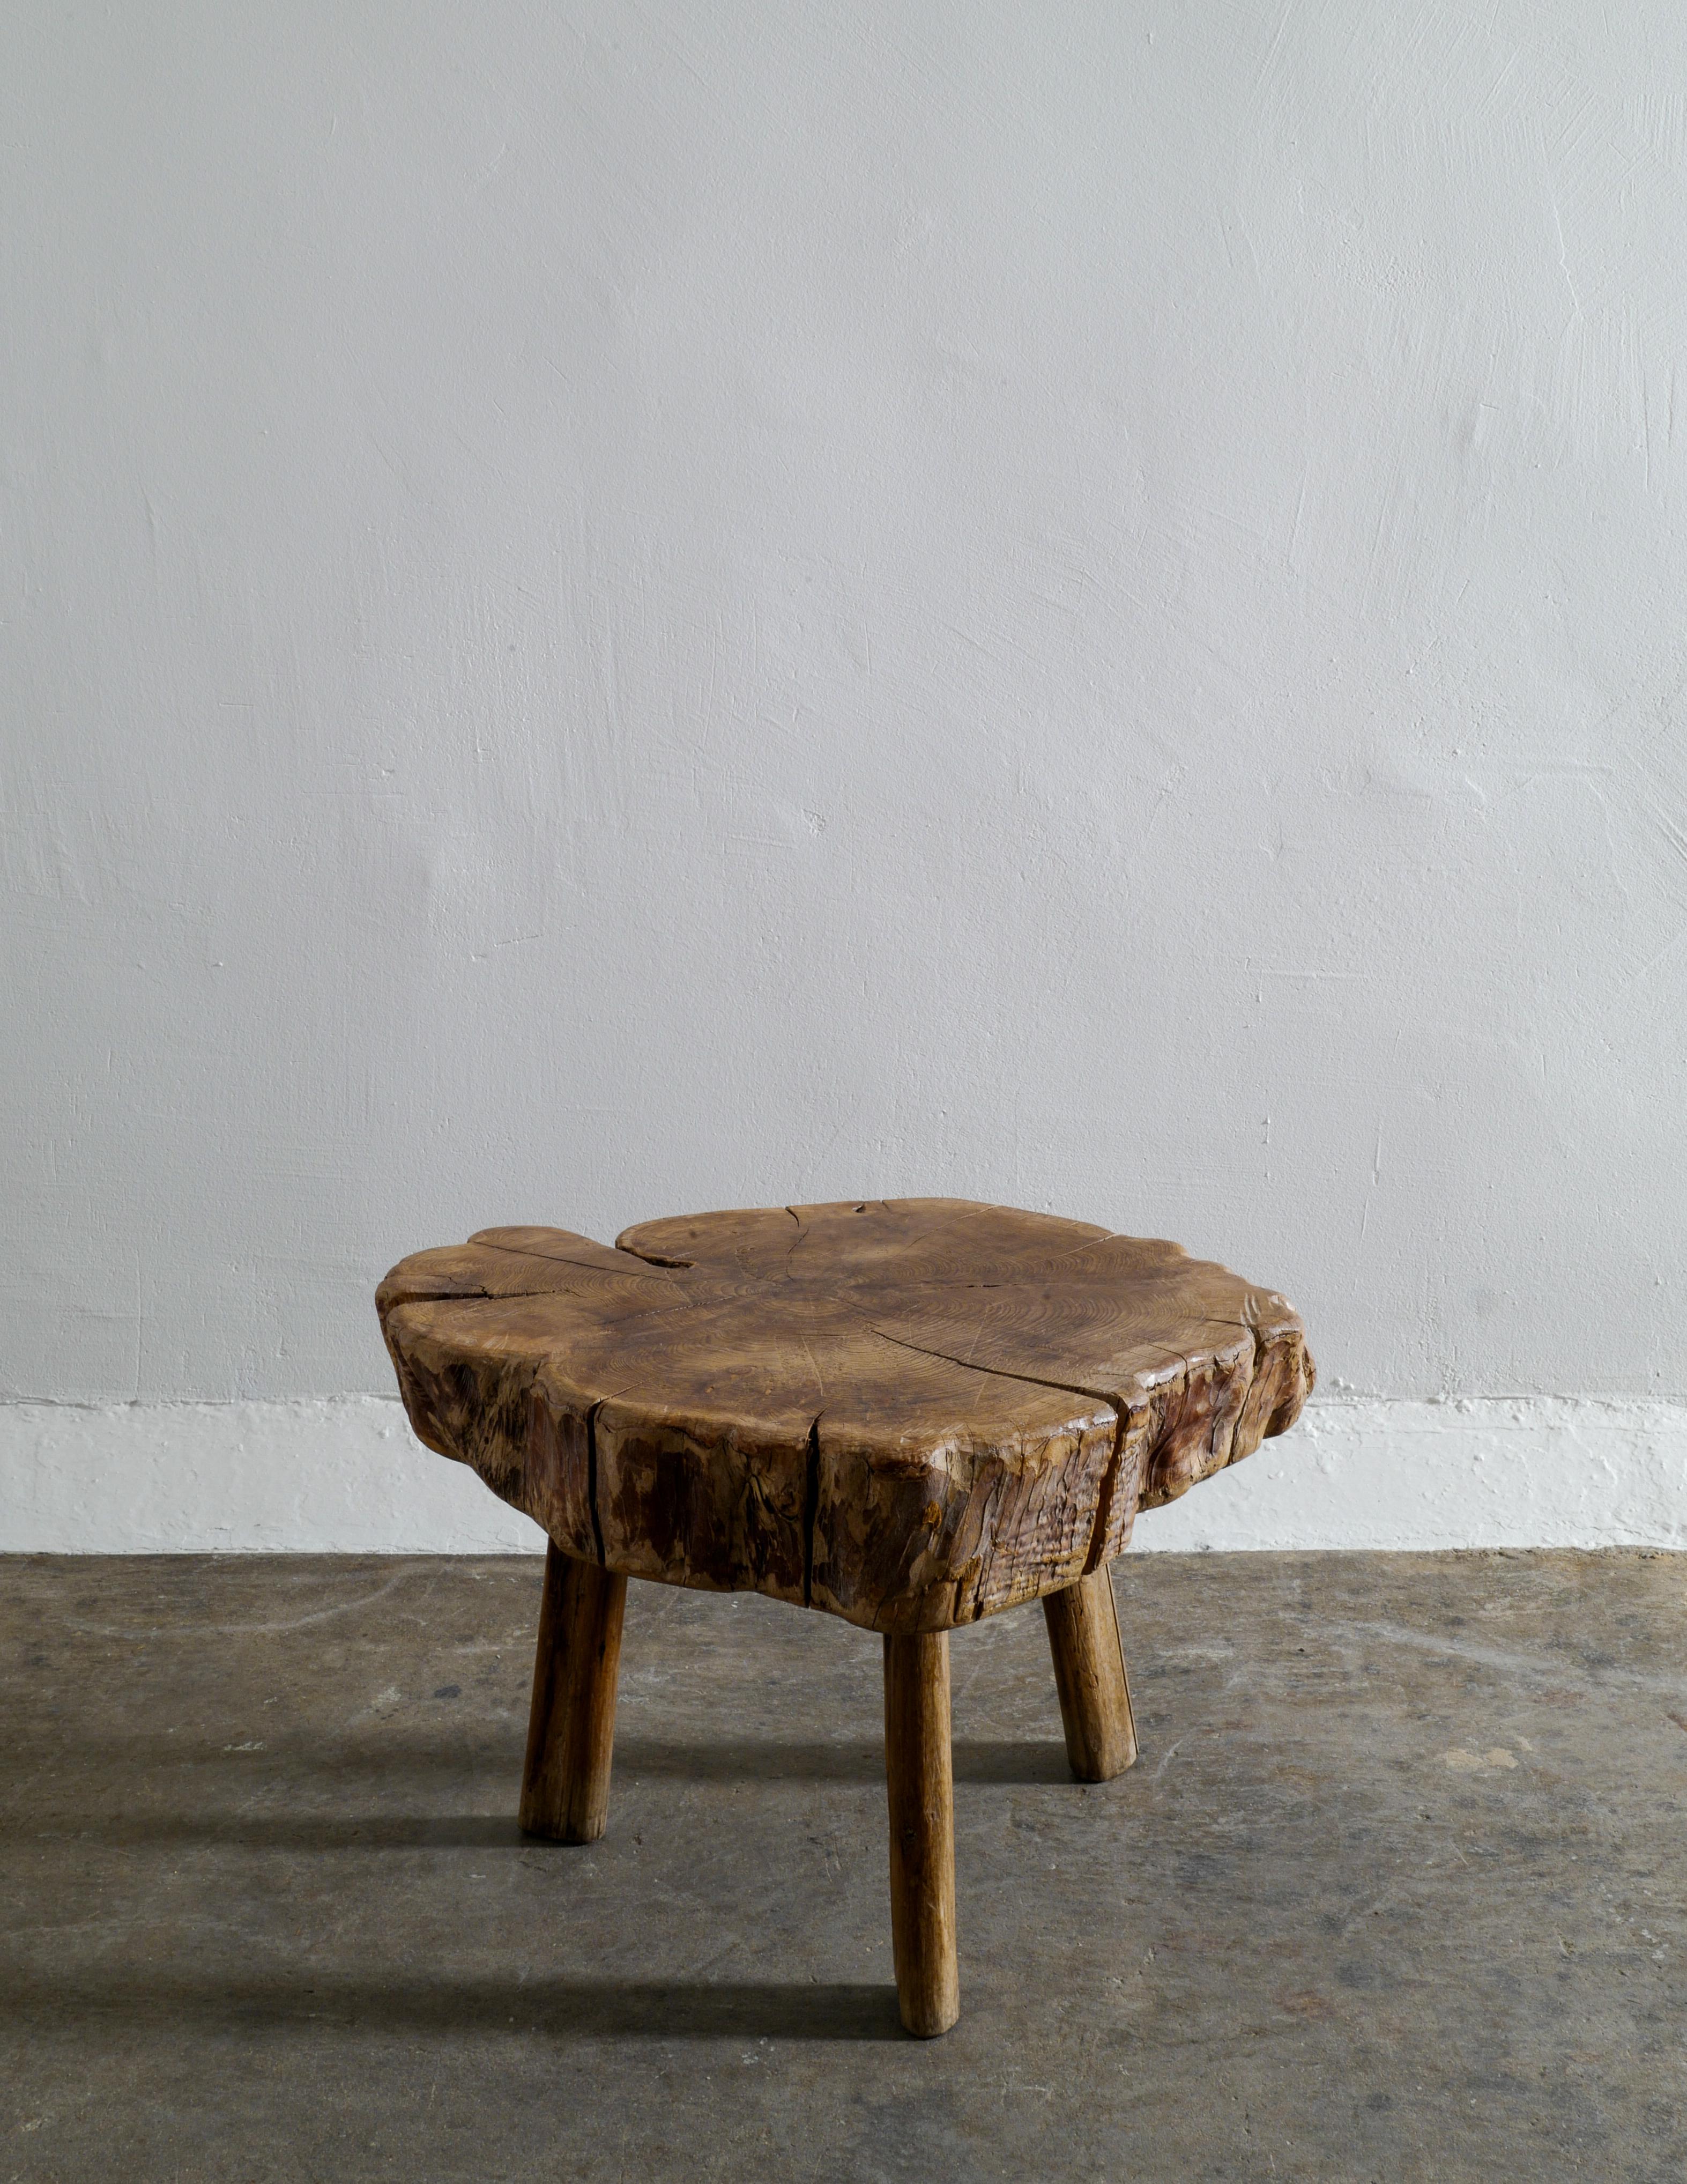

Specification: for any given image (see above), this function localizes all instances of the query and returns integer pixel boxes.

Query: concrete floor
[2,1551,1683,2182]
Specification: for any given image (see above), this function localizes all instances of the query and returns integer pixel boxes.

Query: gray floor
[3,1550,1683,2182]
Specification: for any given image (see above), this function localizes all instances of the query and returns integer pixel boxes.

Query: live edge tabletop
[377,1197,1314,1635]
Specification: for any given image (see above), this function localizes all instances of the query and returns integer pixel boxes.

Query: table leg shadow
[517,1545,1138,2039]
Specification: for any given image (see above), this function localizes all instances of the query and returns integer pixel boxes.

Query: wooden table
[378,1198,1313,2035]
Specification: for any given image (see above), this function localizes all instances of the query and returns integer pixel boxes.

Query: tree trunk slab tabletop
[378,1198,1314,1635]
[377,1198,1314,2036]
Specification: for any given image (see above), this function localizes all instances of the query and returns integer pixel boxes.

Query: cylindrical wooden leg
[519,1542,628,1844]
[882,1631,960,2038]
[1042,1565,1138,1782]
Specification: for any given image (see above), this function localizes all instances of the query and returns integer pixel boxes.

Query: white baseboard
[0,1397,538,1556]
[1143,1396,1687,1552]
[1,1395,1682,1556]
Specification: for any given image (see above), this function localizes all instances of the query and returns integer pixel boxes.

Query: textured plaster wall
[4,1,1685,1419]
[4,1398,1684,1555]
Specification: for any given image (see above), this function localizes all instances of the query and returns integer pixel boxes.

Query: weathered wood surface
[377,1198,1313,1634]
[882,1631,960,2037]
[1043,1568,1138,1781]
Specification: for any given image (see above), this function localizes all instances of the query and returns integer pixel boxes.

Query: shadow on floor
[42,1731,1087,1782]
[7,1742,1084,1851]
[619,1737,1077,1786]
[11,1813,536,1850]
[50,1736,1076,1785]
[3,1967,904,2041]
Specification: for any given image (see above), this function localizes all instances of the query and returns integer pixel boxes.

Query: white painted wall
[4,1398,1684,1557]
[5,3,1686,1542]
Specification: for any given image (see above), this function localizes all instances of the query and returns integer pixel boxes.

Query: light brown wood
[882,1631,960,2038]
[519,1542,627,1844]
[1042,1567,1138,1781]
[377,1200,1314,1635]
[379,1201,1313,2037]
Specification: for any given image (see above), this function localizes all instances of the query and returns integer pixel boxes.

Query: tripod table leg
[519,1542,627,1844]
[882,1630,961,2037]
[1042,1565,1138,1782]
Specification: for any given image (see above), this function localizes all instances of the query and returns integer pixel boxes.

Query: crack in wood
[864,1322,1120,1419]
[585,1401,606,1569]
[802,1415,821,1608]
